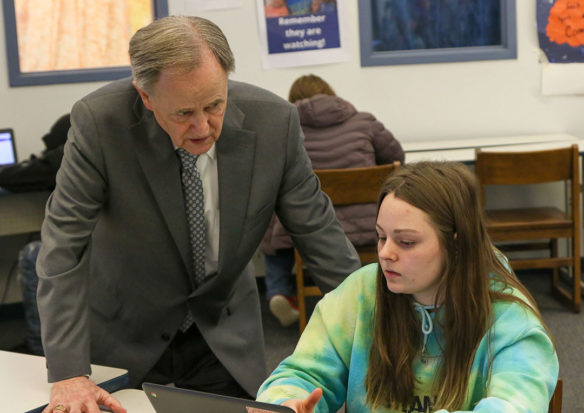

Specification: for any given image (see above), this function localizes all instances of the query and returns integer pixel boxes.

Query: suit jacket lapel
[128,93,257,287]
[216,103,256,277]
[130,101,192,277]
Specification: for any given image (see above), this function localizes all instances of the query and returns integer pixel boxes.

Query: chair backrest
[314,161,401,206]
[475,144,579,211]
[475,144,578,186]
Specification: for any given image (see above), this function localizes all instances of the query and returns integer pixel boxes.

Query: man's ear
[133,80,154,111]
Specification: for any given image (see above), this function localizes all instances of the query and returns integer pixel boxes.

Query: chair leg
[551,269,581,313]
[565,234,581,313]
[551,239,559,291]
[548,378,562,413]
[571,241,581,313]
[549,237,581,313]
[295,250,308,333]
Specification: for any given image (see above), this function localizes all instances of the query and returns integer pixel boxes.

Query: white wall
[0,1,583,159]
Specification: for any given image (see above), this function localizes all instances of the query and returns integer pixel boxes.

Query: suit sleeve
[36,99,108,382]
[274,106,361,293]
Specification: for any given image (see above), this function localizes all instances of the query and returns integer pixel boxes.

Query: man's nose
[190,113,210,135]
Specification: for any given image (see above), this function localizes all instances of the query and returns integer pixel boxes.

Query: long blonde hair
[365,161,550,410]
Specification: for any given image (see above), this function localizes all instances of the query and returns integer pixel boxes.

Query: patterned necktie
[177,148,207,331]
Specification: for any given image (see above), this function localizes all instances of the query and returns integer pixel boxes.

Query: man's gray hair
[129,15,235,93]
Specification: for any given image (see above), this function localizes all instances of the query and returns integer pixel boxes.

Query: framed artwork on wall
[2,0,168,87]
[359,0,517,67]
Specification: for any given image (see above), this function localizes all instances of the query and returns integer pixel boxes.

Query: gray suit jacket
[36,78,360,395]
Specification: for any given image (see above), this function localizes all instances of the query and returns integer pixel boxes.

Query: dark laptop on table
[0,128,17,166]
[143,382,295,413]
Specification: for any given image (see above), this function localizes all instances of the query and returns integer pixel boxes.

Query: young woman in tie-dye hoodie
[257,161,558,413]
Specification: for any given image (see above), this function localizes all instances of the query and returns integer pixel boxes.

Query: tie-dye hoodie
[257,263,558,413]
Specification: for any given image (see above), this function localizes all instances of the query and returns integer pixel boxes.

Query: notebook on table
[142,382,295,413]
[0,128,17,166]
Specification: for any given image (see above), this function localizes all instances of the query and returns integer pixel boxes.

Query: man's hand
[42,376,126,413]
[282,388,323,413]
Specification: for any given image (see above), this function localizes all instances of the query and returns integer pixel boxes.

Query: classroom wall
[0,1,583,159]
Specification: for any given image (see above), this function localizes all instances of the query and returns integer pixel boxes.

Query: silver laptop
[0,128,17,166]
[142,382,295,413]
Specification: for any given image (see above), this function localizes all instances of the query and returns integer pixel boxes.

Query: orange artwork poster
[14,0,153,72]
[546,0,584,47]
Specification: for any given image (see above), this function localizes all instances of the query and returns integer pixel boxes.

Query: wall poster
[537,0,584,95]
[256,0,349,69]
[2,0,168,86]
[359,0,517,66]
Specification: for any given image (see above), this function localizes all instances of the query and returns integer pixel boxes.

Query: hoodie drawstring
[414,304,435,353]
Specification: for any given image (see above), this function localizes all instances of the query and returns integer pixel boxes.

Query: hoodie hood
[295,94,357,128]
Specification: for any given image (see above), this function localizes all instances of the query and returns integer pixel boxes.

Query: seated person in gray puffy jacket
[261,74,404,326]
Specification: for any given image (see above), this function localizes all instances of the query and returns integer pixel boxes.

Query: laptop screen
[142,382,295,413]
[0,128,17,166]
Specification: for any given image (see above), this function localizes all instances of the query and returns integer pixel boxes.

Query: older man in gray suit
[36,15,360,413]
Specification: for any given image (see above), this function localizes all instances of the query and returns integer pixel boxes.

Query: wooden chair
[475,145,581,313]
[549,378,563,413]
[295,162,401,332]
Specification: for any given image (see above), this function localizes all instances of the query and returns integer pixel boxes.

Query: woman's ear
[454,232,458,240]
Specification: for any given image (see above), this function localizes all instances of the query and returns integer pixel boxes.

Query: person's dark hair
[365,161,552,411]
[0,114,71,193]
[288,74,336,103]
[42,114,70,151]
[129,15,235,93]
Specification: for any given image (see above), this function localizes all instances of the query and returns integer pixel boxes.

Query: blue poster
[263,0,340,54]
[537,0,584,63]
[372,0,501,52]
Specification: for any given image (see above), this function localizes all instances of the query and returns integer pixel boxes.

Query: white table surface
[102,389,155,413]
[0,350,128,413]
[404,136,584,164]
[401,133,579,152]
[0,190,50,237]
